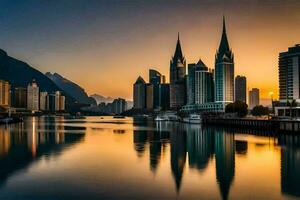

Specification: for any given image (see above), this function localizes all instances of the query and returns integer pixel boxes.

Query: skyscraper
[149,69,162,85]
[47,93,55,112]
[27,80,39,112]
[112,98,126,114]
[149,69,162,109]
[40,91,48,111]
[0,80,10,108]
[170,33,186,109]
[275,45,300,117]
[59,95,65,111]
[146,83,154,110]
[187,59,214,105]
[133,76,146,109]
[249,88,260,109]
[235,75,247,103]
[215,17,234,103]
[187,63,196,105]
[14,87,27,109]
[55,91,62,111]
[158,83,170,110]
[279,44,300,102]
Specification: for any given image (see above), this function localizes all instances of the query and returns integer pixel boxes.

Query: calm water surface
[0,116,299,200]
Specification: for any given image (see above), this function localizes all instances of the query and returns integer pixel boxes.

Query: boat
[155,111,180,122]
[164,111,180,121]
[183,114,202,124]
[154,115,168,121]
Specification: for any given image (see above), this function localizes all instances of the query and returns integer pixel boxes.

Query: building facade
[249,88,260,109]
[170,34,186,109]
[195,61,214,104]
[112,98,127,114]
[14,87,27,108]
[146,83,154,110]
[279,45,300,102]
[40,92,48,111]
[55,91,61,111]
[0,80,10,108]
[158,83,170,110]
[187,59,214,105]
[215,17,234,104]
[133,76,146,109]
[27,80,39,112]
[187,63,196,105]
[276,45,300,117]
[59,96,65,111]
[149,69,162,109]
[47,94,56,112]
[235,75,247,103]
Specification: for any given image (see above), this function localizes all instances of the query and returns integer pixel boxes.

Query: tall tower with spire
[169,33,187,109]
[215,16,234,103]
[170,33,186,83]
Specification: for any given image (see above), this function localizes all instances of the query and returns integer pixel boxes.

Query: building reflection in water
[133,129,148,158]
[187,125,214,171]
[279,134,300,198]
[0,116,85,188]
[132,119,237,198]
[215,129,235,200]
[24,117,67,156]
[133,120,169,171]
[0,127,10,157]
[169,123,186,192]
[235,140,248,155]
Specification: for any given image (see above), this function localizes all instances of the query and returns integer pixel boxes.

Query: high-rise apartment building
[0,80,10,108]
[14,87,27,108]
[235,76,247,103]
[27,80,39,112]
[112,98,126,114]
[133,76,146,109]
[47,94,56,112]
[249,88,260,109]
[275,45,300,117]
[40,91,48,111]
[158,83,170,110]
[149,69,162,109]
[55,91,61,111]
[279,44,300,102]
[146,83,154,110]
[54,91,65,112]
[59,95,65,111]
[187,59,214,105]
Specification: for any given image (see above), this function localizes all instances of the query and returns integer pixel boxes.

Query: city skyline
[1,0,300,100]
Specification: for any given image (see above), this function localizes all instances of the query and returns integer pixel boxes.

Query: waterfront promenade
[203,117,300,133]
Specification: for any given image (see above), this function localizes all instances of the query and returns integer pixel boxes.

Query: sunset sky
[1,0,300,100]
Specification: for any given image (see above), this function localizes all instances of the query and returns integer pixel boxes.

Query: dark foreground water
[0,116,299,200]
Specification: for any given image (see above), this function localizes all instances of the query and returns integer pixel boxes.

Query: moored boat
[183,114,202,124]
[154,115,168,121]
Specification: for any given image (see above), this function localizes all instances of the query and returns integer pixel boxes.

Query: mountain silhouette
[0,49,84,109]
[0,49,60,93]
[46,72,96,105]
